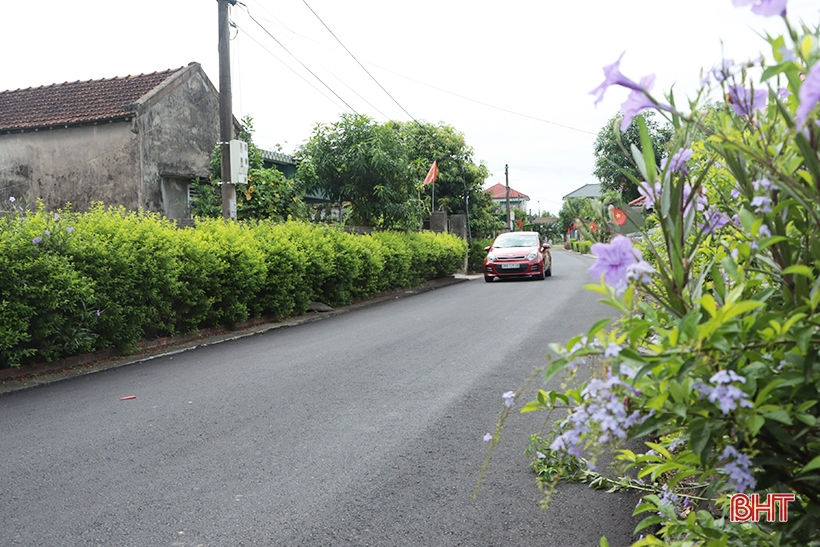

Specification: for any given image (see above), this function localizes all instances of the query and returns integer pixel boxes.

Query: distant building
[0,63,224,219]
[486,182,530,212]
[562,183,602,200]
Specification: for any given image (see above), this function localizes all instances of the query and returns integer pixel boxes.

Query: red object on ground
[120,395,137,400]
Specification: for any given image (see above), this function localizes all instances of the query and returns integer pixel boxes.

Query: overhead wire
[237,1,395,120]
[237,2,360,115]
[300,0,428,131]
[244,0,595,136]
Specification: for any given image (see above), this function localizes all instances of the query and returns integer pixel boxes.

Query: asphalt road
[0,249,642,547]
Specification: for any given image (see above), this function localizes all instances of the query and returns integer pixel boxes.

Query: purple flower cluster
[550,374,645,455]
[662,148,693,176]
[732,0,787,18]
[694,370,753,415]
[702,211,731,235]
[638,181,661,209]
[727,84,768,117]
[720,446,757,492]
[502,391,516,408]
[797,62,820,129]
[588,236,654,294]
[589,52,672,132]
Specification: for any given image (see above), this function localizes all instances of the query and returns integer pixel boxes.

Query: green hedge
[0,205,467,368]
[467,238,493,273]
[569,239,592,254]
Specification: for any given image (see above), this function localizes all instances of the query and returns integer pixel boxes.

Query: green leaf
[587,317,613,339]
[747,414,765,435]
[600,537,609,547]
[783,265,815,280]
[801,455,820,474]
[634,515,665,534]
[762,409,793,425]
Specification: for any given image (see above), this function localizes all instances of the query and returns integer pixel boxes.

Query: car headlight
[526,251,538,260]
[487,253,497,262]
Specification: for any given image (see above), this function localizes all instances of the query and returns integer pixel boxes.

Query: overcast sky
[4,1,819,215]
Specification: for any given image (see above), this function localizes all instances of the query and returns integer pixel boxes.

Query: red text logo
[729,493,795,522]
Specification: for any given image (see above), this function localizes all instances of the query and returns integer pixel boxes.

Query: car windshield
[493,234,538,248]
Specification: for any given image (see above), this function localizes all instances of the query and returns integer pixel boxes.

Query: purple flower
[638,181,661,209]
[95,310,101,317]
[620,75,672,131]
[732,0,787,17]
[32,237,42,244]
[604,342,622,359]
[720,446,756,492]
[682,184,708,217]
[589,236,641,291]
[696,370,753,415]
[589,51,644,106]
[727,84,768,116]
[502,391,516,408]
[752,178,777,192]
[662,148,693,176]
[710,370,746,385]
[626,260,654,283]
[796,63,820,129]
[483,433,493,442]
[44,230,50,236]
[53,213,60,220]
[751,195,772,213]
[66,227,74,233]
[8,196,15,203]
[702,211,730,235]
[778,87,791,100]
[710,59,735,83]
[758,224,772,238]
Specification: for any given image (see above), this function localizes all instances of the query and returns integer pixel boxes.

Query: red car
[483,231,552,282]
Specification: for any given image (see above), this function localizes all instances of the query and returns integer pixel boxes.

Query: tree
[391,121,501,239]
[297,114,417,229]
[191,116,306,221]
[592,112,673,201]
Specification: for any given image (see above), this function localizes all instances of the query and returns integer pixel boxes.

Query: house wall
[0,123,139,211]
[134,66,220,216]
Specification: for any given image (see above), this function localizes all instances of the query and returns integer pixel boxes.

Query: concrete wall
[134,65,220,216]
[0,123,139,211]
[0,64,220,218]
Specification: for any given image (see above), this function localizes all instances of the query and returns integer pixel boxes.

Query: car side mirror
[484,246,491,252]
[542,243,550,250]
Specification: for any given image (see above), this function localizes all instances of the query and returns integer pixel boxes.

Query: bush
[468,238,493,273]
[0,206,466,368]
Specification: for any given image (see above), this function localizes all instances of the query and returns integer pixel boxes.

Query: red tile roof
[0,68,184,133]
[486,182,529,200]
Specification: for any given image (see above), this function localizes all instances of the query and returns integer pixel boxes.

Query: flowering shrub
[518,4,820,546]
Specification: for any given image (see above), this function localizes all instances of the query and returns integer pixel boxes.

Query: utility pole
[218,0,237,219]
[505,164,511,231]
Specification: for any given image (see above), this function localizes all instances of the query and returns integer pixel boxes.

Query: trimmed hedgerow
[0,204,466,368]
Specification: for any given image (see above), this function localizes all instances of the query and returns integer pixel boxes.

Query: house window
[160,177,193,220]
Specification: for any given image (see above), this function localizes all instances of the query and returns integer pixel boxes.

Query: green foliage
[468,238,494,273]
[297,114,418,229]
[192,116,307,221]
[0,203,467,368]
[593,111,673,201]
[512,14,820,547]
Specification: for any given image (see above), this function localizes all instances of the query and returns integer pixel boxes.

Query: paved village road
[0,249,642,547]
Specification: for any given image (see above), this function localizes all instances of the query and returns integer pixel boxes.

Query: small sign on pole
[230,140,249,185]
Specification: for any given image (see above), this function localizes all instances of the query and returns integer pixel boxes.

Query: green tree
[297,114,417,229]
[593,112,673,201]
[392,120,500,239]
[192,116,306,221]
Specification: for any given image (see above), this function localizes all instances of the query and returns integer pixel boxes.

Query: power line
[236,3,394,120]
[300,0,426,129]
[238,4,360,114]
[233,21,349,113]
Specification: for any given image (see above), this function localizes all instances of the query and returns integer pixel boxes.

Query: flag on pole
[423,160,438,185]
[612,207,627,226]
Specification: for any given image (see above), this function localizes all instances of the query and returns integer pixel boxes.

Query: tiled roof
[0,68,184,133]
[261,149,296,165]
[486,182,530,200]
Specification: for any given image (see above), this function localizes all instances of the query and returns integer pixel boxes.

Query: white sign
[230,139,249,185]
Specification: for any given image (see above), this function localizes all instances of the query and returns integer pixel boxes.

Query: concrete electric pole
[505,164,511,231]
[218,0,237,219]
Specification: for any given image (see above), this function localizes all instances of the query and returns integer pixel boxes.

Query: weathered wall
[0,123,138,211]
[135,66,220,216]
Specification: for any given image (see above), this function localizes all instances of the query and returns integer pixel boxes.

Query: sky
[3,0,819,216]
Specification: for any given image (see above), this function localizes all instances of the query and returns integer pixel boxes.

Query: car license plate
[501,263,519,269]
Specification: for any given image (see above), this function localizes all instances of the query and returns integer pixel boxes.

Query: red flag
[613,207,627,226]
[517,219,523,231]
[423,161,438,185]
